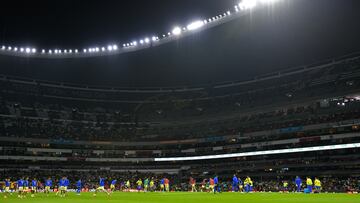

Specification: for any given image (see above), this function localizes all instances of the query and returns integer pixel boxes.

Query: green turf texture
[2,192,359,203]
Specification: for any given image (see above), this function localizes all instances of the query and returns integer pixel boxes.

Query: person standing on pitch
[232,174,239,192]
[295,176,302,192]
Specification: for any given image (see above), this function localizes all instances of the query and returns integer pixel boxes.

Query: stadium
[0,0,360,202]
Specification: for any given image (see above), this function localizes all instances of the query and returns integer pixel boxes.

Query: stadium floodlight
[8,46,12,50]
[140,40,144,44]
[58,50,62,54]
[227,11,231,15]
[20,48,24,52]
[64,50,68,53]
[42,49,45,53]
[25,48,31,53]
[48,50,52,54]
[144,38,150,43]
[95,47,99,52]
[113,45,118,50]
[107,45,113,51]
[102,47,106,51]
[239,0,257,10]
[132,41,137,46]
[172,26,182,35]
[152,36,157,41]
[69,49,73,53]
[1,46,5,50]
[31,48,36,53]
[14,47,18,51]
[75,49,78,53]
[187,20,204,31]
[83,49,87,53]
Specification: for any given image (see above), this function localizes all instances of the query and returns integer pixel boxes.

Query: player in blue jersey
[160,178,165,192]
[44,177,52,196]
[94,177,110,196]
[76,179,82,195]
[17,178,24,198]
[214,175,221,194]
[30,178,37,197]
[56,176,67,197]
[295,176,302,192]
[110,179,117,193]
[23,178,29,197]
[232,174,239,192]
[3,178,11,199]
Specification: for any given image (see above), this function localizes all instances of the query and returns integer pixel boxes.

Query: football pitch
[2,192,360,203]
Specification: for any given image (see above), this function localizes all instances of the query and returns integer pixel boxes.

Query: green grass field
[2,192,360,203]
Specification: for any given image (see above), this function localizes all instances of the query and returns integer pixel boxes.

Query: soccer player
[160,178,165,192]
[149,178,155,192]
[214,175,220,194]
[30,178,37,197]
[232,174,239,192]
[23,177,29,197]
[94,177,110,196]
[56,176,67,197]
[249,177,253,192]
[125,180,131,191]
[3,178,10,199]
[110,179,117,193]
[164,178,170,192]
[282,181,289,193]
[44,177,52,196]
[17,178,24,198]
[136,178,143,192]
[144,178,149,192]
[209,178,215,193]
[314,177,321,193]
[306,177,313,193]
[189,177,197,192]
[238,177,243,192]
[295,176,302,192]
[76,179,82,195]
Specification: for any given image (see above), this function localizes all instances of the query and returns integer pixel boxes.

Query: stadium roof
[0,0,359,86]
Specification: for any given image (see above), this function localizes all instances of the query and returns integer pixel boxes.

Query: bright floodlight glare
[25,48,31,53]
[95,47,99,52]
[132,41,137,46]
[239,0,257,10]
[42,49,45,53]
[83,49,87,53]
[14,47,18,51]
[75,49,78,53]
[187,20,204,31]
[107,45,113,51]
[48,50,52,54]
[140,40,144,44]
[172,27,182,35]
[144,38,150,43]
[1,46,5,50]
[259,0,279,4]
[8,46,12,50]
[102,47,106,51]
[152,36,157,41]
[113,45,118,50]
[31,48,36,53]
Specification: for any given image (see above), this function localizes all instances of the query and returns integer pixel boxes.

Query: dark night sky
[0,0,238,48]
[0,0,360,87]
